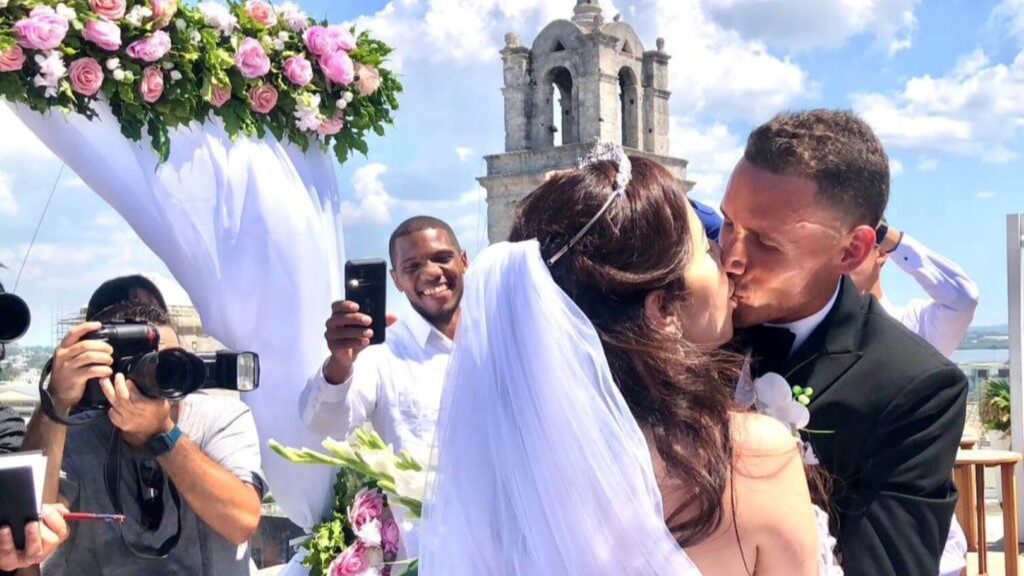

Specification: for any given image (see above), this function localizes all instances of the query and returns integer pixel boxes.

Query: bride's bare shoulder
[729,411,799,460]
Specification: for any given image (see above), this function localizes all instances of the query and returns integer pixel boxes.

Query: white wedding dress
[418,240,842,576]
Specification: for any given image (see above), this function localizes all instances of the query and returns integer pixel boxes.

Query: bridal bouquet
[269,429,426,576]
[0,0,400,163]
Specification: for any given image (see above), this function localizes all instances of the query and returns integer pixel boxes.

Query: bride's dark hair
[509,155,741,546]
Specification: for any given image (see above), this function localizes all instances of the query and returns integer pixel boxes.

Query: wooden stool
[954,449,1022,576]
[956,436,981,551]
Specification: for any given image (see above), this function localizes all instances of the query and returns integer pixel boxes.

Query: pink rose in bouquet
[327,542,371,576]
[245,0,277,27]
[140,65,164,102]
[83,19,122,51]
[319,51,354,85]
[69,57,104,96]
[89,0,126,21]
[234,37,270,78]
[126,30,172,62]
[283,54,313,86]
[210,84,232,108]
[303,25,355,56]
[354,63,381,96]
[150,0,178,28]
[14,6,70,51]
[249,83,278,114]
[348,488,385,530]
[381,513,401,556]
[0,46,27,72]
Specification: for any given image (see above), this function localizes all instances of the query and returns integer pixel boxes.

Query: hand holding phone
[322,260,392,384]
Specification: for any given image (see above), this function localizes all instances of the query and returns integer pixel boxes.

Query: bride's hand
[322,300,397,384]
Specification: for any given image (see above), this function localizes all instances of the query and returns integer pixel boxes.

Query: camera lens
[127,349,205,399]
[0,293,31,343]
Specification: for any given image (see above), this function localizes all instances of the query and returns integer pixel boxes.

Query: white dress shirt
[299,310,453,462]
[879,233,980,358]
[772,281,841,357]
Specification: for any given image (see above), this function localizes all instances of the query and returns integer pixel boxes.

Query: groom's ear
[837,224,877,274]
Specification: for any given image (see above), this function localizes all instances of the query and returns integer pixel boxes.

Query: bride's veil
[418,239,699,575]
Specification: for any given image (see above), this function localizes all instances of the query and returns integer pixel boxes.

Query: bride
[418,146,835,574]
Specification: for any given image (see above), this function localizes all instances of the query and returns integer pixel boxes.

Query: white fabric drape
[419,240,701,575]
[11,102,342,533]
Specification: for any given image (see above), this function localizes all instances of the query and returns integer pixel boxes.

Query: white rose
[106,58,120,71]
[342,91,354,103]
[335,99,348,111]
[170,70,182,81]
[113,69,126,81]
[175,18,186,31]
[55,4,77,21]
[161,61,174,70]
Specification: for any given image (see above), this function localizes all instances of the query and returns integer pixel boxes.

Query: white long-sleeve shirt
[879,233,980,358]
[299,310,452,462]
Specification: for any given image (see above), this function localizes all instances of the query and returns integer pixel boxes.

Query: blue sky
[2,0,1022,346]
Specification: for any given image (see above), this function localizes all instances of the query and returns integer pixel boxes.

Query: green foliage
[0,0,401,165]
[301,468,373,576]
[981,379,1012,435]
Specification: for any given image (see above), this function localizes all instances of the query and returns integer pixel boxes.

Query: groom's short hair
[388,216,461,266]
[744,109,888,227]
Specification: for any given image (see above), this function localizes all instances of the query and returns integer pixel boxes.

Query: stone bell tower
[480,0,691,243]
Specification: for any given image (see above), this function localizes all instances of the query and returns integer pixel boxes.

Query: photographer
[22,303,263,575]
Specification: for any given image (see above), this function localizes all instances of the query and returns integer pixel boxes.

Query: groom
[719,110,967,576]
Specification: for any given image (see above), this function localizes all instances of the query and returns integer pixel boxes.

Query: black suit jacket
[780,277,967,576]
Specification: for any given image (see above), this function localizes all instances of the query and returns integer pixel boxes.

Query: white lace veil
[418,240,700,575]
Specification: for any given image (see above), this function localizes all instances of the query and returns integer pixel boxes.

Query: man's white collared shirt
[879,233,979,359]
[771,281,842,357]
[299,310,452,460]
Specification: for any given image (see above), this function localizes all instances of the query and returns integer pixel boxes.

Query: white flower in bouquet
[322,435,356,461]
[124,5,153,27]
[106,57,120,71]
[112,68,126,81]
[393,468,426,502]
[354,518,382,547]
[198,2,237,36]
[55,4,77,22]
[360,448,398,479]
[33,51,66,98]
[0,0,9,9]
[276,1,309,32]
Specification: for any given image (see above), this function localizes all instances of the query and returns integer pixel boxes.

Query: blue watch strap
[145,425,183,457]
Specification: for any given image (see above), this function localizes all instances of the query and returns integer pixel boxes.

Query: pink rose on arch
[234,37,270,78]
[69,57,104,96]
[89,0,127,21]
[210,84,231,108]
[282,54,313,86]
[317,113,344,136]
[303,25,355,56]
[245,0,277,27]
[248,83,278,114]
[139,65,164,103]
[381,514,401,556]
[83,19,122,51]
[353,63,381,96]
[126,30,172,62]
[347,488,384,530]
[327,542,369,576]
[0,46,27,72]
[14,6,70,51]
[319,51,354,85]
[150,0,178,28]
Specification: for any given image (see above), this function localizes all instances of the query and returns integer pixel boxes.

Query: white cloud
[917,157,938,171]
[989,0,1024,48]
[976,191,996,199]
[455,147,475,162]
[703,0,921,55]
[0,105,57,163]
[341,163,397,226]
[853,49,1024,163]
[669,117,744,201]
[0,172,17,217]
[890,158,904,176]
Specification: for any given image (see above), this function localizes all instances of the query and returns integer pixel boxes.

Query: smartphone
[345,259,388,345]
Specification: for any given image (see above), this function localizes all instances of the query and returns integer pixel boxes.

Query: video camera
[76,320,259,410]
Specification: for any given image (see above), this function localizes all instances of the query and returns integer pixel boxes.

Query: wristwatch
[145,425,183,457]
[874,221,889,246]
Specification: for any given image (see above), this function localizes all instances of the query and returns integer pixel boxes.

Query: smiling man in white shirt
[300,216,466,456]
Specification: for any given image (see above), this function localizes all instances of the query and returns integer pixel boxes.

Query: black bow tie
[745,325,796,378]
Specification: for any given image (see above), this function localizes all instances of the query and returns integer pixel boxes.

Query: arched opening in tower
[548,67,576,147]
[618,67,639,149]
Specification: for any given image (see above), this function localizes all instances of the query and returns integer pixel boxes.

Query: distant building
[0,389,39,421]
[55,304,224,353]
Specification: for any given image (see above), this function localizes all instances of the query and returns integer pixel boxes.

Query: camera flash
[348,279,360,289]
